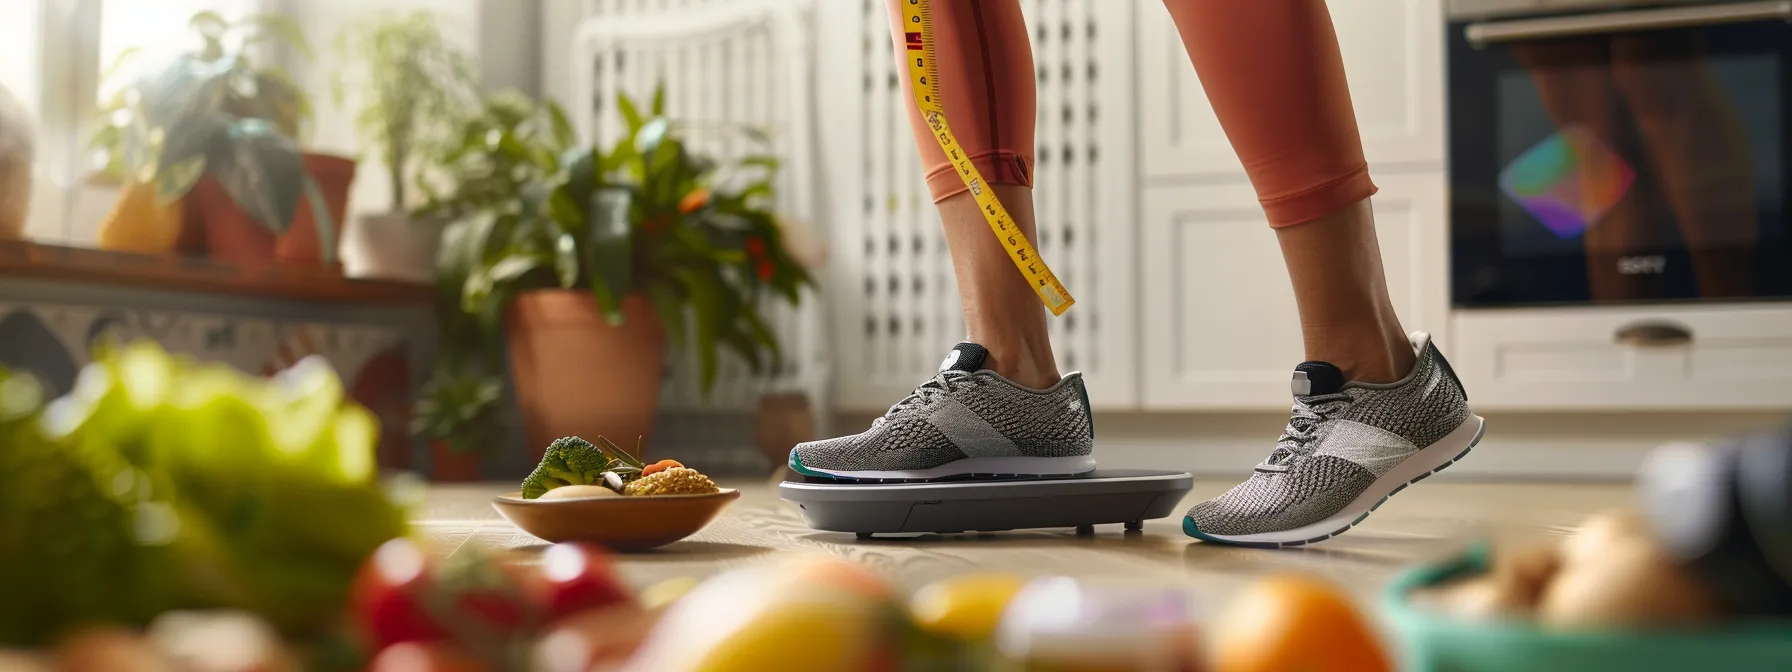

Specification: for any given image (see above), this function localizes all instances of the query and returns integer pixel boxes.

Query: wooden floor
[415,477,1629,606]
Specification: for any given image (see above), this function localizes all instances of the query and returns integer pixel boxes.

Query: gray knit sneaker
[788,342,1096,482]
[1183,332,1485,547]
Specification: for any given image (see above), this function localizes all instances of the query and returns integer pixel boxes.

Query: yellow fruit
[910,573,1026,641]
[640,576,702,609]
[619,562,890,672]
[1211,574,1392,672]
[96,181,184,254]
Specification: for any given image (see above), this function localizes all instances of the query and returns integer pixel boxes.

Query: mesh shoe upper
[1187,332,1471,537]
[792,343,1094,473]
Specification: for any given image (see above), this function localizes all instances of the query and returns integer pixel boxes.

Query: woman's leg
[787,0,1095,482]
[1162,0,1410,383]
[1165,0,1480,547]
[890,0,1057,390]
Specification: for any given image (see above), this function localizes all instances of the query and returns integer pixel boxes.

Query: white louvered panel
[569,0,829,447]
[829,0,1137,411]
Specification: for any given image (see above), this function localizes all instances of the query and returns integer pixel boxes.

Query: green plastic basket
[1382,543,1792,672]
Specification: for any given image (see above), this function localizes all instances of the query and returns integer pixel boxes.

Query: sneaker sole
[789,452,1097,483]
[1183,413,1487,548]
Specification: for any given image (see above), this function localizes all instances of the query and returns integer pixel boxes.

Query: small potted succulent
[91,10,356,265]
[333,10,480,282]
[429,85,812,459]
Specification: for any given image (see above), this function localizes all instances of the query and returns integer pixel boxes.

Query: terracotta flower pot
[506,291,666,463]
[276,153,357,267]
[184,175,277,263]
[429,439,483,482]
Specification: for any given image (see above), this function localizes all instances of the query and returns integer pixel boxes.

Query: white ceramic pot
[341,212,445,283]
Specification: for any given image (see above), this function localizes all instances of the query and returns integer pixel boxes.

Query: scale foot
[1075,524,1095,536]
[1124,520,1143,531]
[856,532,875,540]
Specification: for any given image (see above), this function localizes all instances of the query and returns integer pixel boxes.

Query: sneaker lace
[871,370,974,428]
[1259,393,1351,470]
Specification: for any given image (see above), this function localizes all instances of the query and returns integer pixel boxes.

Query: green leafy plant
[85,9,332,258]
[435,85,812,393]
[92,10,314,182]
[411,360,506,456]
[413,90,577,222]
[334,10,480,212]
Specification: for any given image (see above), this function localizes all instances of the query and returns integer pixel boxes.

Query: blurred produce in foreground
[0,340,415,649]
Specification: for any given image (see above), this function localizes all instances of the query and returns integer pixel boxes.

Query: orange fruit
[1211,574,1392,672]
[641,459,684,478]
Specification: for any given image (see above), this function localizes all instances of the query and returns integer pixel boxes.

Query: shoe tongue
[939,342,989,373]
[1292,361,1345,397]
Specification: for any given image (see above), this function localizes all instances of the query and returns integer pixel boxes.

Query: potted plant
[411,360,505,481]
[333,10,480,283]
[408,91,571,465]
[91,10,356,265]
[433,86,812,459]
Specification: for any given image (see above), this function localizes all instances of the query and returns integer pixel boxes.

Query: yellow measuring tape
[900,0,1075,316]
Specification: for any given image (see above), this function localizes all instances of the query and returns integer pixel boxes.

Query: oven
[1448,0,1792,307]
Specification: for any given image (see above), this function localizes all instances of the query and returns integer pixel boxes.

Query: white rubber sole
[1186,413,1487,547]
[792,454,1098,482]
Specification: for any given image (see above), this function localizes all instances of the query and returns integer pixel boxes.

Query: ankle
[1304,323,1414,384]
[975,338,1061,389]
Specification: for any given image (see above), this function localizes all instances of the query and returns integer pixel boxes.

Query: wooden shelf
[0,241,435,306]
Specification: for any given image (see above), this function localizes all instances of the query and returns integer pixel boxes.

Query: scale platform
[778,469,1195,538]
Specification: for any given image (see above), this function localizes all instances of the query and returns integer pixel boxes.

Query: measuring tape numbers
[900,0,1075,316]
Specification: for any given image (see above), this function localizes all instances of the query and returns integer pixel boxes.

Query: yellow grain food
[624,467,719,496]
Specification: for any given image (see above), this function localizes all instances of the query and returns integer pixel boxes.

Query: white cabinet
[1136,0,1448,182]
[1134,0,1451,410]
[1453,306,1792,411]
[1139,172,1450,409]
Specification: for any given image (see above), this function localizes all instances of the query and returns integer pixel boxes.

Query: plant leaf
[646,282,686,348]
[738,154,780,170]
[616,93,644,134]
[155,156,207,204]
[553,232,579,288]
[207,120,305,234]
[585,187,633,324]
[651,84,666,116]
[546,101,576,148]
[676,268,726,393]
[239,12,315,61]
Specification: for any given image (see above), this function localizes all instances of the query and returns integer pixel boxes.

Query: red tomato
[539,543,633,621]
[353,538,448,649]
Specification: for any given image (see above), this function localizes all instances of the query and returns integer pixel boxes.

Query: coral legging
[890,0,1375,227]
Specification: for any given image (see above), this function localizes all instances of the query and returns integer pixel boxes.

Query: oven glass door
[1448,4,1792,307]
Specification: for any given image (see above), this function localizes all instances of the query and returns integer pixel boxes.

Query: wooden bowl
[491,489,739,551]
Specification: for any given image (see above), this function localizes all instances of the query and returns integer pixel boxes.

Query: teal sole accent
[1182,516,1219,542]
[788,451,826,478]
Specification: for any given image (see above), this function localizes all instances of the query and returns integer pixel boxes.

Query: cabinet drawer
[1451,305,1792,410]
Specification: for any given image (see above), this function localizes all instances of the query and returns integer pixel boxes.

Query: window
[2,0,266,247]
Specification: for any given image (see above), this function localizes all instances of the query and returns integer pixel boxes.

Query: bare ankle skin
[939,184,1062,389]
[1274,198,1416,384]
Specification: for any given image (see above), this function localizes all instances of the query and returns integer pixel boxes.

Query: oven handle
[1466,0,1792,46]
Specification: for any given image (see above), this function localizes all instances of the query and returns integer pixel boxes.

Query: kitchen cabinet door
[1136,0,1447,181]
[1140,172,1450,410]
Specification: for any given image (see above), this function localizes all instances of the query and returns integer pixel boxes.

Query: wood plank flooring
[415,478,1629,606]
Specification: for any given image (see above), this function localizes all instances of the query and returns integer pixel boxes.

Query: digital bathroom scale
[778,470,1195,538]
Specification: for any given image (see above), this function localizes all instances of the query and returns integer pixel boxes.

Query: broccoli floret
[521,436,617,499]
